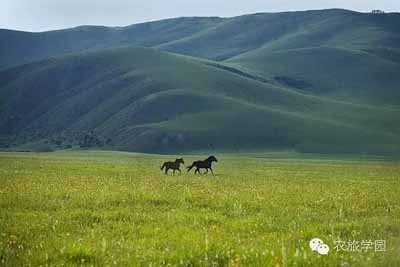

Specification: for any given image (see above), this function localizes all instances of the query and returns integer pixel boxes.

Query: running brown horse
[187,156,218,175]
[161,158,185,175]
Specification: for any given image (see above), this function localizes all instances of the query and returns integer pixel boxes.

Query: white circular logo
[309,238,323,251]
[317,243,330,255]
[309,238,330,255]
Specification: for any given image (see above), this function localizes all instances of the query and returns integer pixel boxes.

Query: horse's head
[207,156,218,162]
[176,158,185,164]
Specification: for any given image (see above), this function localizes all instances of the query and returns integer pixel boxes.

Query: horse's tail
[161,162,166,170]
[187,163,195,172]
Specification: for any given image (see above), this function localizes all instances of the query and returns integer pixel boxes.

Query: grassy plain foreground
[0,151,399,266]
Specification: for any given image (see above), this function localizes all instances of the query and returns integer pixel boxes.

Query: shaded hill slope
[0,46,399,153]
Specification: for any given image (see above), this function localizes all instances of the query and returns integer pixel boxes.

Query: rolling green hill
[0,9,399,154]
[0,46,399,153]
[222,10,400,104]
[0,17,223,69]
[228,46,400,105]
[2,9,400,67]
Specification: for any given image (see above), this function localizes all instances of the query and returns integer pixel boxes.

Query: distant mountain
[0,17,223,69]
[2,9,399,66]
[0,9,399,154]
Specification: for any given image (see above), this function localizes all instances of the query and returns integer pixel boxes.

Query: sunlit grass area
[0,151,399,266]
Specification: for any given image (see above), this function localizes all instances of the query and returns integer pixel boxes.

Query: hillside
[228,46,400,105]
[1,9,399,105]
[0,17,223,69]
[225,10,400,105]
[0,46,399,153]
[0,9,399,154]
[2,9,400,66]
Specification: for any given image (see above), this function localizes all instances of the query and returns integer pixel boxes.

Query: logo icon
[309,238,330,255]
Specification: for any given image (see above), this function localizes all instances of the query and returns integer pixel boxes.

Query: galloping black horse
[161,158,185,175]
[187,156,218,175]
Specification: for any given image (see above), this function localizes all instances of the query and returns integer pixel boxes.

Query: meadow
[0,151,399,266]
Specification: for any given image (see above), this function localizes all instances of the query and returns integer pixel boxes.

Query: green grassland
[1,151,399,266]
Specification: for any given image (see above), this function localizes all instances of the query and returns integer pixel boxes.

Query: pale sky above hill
[2,0,399,32]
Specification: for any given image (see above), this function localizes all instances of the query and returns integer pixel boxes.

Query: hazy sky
[2,0,399,32]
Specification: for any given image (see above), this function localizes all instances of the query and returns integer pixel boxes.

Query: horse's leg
[165,168,168,175]
[195,168,199,175]
[178,168,181,175]
[173,169,176,175]
[204,168,209,174]
[210,167,214,175]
